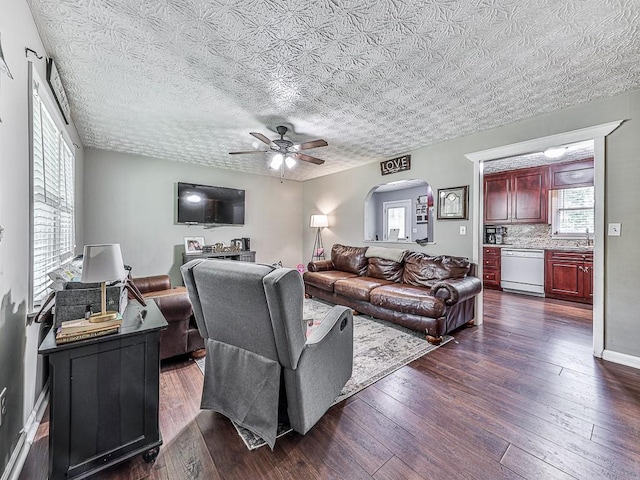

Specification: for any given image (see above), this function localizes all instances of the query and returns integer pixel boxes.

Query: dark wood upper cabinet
[511,167,547,223]
[484,174,510,223]
[484,166,547,224]
[548,158,594,189]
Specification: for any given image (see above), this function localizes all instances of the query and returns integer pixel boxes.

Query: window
[551,186,594,236]
[30,72,75,307]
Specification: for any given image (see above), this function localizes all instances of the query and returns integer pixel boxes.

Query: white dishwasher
[501,249,545,296]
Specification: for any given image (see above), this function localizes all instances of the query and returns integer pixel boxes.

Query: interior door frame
[465,120,623,358]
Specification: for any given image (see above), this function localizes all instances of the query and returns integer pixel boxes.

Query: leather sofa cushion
[303,270,358,292]
[148,289,193,324]
[334,276,394,301]
[367,257,404,282]
[331,244,369,276]
[403,252,470,287]
[370,284,446,318]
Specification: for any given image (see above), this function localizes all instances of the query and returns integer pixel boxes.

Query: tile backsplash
[495,224,590,248]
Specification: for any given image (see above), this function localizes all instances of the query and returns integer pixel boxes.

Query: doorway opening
[465,120,623,358]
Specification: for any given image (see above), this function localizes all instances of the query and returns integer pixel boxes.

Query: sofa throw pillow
[331,244,369,276]
[367,257,404,282]
[402,252,470,287]
[365,246,407,263]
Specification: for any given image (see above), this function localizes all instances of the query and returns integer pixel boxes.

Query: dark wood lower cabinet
[482,247,502,290]
[544,250,593,304]
[39,301,168,480]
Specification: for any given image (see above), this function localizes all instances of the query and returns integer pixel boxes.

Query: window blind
[553,186,594,235]
[31,79,75,305]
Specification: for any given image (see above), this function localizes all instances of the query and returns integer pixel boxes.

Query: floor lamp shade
[310,214,328,228]
[81,244,126,322]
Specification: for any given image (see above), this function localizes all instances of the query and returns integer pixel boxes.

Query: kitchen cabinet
[484,166,548,224]
[544,250,593,304]
[482,247,502,290]
[548,158,594,189]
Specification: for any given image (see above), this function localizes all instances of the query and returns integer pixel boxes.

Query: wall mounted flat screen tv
[177,182,245,226]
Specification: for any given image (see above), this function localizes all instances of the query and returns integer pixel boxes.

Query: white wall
[83,149,304,285]
[304,89,640,359]
[0,0,84,474]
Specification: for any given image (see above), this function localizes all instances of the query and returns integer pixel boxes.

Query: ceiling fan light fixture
[270,153,283,169]
[285,156,296,168]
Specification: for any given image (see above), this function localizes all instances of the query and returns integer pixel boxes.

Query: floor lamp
[310,214,328,262]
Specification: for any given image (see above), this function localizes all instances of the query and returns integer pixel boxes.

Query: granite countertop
[483,244,594,252]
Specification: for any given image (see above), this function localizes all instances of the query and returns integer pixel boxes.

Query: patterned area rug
[195,298,452,450]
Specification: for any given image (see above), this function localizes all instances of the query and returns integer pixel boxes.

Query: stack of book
[55,315,122,344]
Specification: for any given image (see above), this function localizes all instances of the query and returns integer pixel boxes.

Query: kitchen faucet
[586,228,593,246]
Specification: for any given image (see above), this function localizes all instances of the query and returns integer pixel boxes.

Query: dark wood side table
[39,300,168,480]
[181,250,256,265]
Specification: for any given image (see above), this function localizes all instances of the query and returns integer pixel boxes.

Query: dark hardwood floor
[20,290,640,479]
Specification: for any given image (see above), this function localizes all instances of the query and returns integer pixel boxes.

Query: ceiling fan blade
[229,150,267,155]
[298,139,328,150]
[292,152,325,165]
[250,132,273,145]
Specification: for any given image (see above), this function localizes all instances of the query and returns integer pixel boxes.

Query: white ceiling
[484,139,594,173]
[27,0,640,181]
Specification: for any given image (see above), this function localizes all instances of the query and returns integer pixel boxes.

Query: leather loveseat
[303,244,482,344]
[131,275,204,360]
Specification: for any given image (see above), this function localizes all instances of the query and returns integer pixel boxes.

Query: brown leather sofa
[131,275,204,360]
[303,244,482,344]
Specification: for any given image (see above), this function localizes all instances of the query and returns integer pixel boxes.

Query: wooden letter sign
[380,155,411,176]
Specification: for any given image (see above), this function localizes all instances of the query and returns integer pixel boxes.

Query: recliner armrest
[307,260,335,272]
[430,276,482,306]
[287,305,353,434]
[306,305,352,345]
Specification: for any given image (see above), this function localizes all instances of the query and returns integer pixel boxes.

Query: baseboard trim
[1,384,49,480]
[602,349,640,370]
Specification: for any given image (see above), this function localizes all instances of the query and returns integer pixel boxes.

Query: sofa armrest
[430,276,482,306]
[132,275,172,294]
[307,260,335,272]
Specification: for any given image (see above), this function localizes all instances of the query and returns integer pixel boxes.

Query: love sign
[380,155,411,176]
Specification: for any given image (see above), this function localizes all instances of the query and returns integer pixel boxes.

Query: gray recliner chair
[181,259,353,449]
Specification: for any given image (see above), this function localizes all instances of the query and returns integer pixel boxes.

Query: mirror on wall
[364,179,434,244]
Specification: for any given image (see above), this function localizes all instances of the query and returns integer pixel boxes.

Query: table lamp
[81,244,126,323]
[310,214,329,262]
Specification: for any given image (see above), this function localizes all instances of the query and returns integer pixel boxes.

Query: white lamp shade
[310,214,329,228]
[81,244,126,283]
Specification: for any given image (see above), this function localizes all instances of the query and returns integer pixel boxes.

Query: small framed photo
[437,186,468,220]
[184,236,205,254]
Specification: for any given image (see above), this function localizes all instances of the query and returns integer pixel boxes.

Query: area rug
[195,298,452,450]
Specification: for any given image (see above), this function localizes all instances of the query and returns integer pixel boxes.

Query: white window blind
[551,186,594,236]
[31,78,75,305]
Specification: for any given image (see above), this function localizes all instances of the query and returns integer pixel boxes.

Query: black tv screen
[177,182,245,225]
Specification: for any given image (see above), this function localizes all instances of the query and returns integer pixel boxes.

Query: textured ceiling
[484,139,594,173]
[27,0,640,181]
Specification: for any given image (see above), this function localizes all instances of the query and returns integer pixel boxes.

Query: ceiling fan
[229,126,328,167]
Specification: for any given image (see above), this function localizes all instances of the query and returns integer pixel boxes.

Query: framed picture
[184,236,205,254]
[437,186,468,220]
